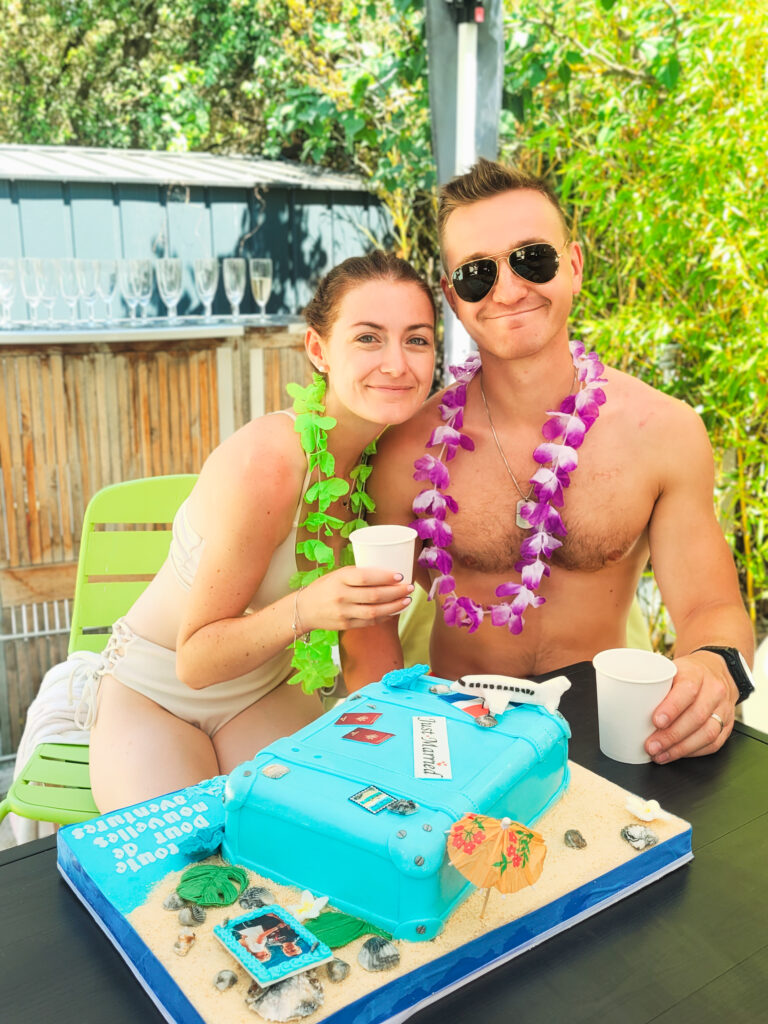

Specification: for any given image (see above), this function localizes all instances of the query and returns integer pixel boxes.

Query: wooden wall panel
[0,340,223,574]
[263,347,313,412]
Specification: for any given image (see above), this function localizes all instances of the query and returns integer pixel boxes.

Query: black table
[3,668,767,1024]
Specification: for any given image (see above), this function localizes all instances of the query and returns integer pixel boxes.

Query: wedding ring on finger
[710,711,725,733]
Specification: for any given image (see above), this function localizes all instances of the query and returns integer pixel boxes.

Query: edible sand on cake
[128,763,689,1024]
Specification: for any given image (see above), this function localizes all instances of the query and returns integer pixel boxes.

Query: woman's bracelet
[292,587,307,641]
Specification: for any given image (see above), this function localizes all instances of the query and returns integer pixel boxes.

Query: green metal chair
[0,743,97,826]
[67,474,198,655]
[0,474,197,829]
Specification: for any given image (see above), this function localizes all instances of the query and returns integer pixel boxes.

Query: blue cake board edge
[56,823,692,1024]
[57,837,205,1024]
[330,828,693,1024]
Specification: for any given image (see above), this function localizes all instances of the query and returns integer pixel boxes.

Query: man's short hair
[438,158,570,269]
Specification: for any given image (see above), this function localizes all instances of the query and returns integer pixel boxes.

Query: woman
[90,251,436,811]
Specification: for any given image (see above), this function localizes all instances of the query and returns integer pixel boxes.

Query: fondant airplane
[442,673,572,717]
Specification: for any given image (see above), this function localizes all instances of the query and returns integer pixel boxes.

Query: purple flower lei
[411,340,607,635]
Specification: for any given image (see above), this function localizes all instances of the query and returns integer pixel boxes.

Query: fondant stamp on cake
[349,785,396,814]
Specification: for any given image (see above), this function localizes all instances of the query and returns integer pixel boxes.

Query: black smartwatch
[694,646,755,704]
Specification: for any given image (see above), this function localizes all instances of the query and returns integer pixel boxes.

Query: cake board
[56,763,692,1024]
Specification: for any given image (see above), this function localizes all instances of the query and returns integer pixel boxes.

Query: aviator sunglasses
[449,242,567,303]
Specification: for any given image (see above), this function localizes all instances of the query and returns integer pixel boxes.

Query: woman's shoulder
[209,410,301,468]
[194,411,306,525]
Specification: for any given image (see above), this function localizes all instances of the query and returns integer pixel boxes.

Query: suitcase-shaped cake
[222,667,570,941]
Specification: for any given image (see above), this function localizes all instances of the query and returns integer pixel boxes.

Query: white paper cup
[349,524,417,585]
[593,648,677,764]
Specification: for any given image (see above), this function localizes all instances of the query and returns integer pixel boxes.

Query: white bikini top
[168,411,310,612]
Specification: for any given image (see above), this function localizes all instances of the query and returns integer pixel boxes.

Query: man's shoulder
[369,389,446,513]
[604,367,703,430]
[375,388,444,460]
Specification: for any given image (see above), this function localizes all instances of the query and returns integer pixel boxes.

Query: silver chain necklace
[479,370,578,530]
[479,376,534,528]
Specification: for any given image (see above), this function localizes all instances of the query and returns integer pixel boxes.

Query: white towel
[9,652,101,844]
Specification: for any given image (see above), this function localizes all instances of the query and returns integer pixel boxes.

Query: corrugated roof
[0,144,369,192]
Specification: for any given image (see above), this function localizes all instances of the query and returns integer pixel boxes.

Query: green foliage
[0,1,438,279]
[1,0,763,630]
[245,0,437,272]
[500,0,768,632]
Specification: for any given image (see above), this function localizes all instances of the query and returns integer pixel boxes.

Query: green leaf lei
[286,373,376,694]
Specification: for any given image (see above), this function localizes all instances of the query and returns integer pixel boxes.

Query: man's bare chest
[442,442,655,575]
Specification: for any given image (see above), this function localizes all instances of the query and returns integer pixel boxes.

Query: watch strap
[694,645,755,704]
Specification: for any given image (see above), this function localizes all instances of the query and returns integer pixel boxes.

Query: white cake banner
[413,716,452,779]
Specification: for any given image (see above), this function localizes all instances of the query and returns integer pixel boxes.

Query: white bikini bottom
[97,618,291,736]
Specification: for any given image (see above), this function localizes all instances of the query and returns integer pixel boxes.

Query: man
[343,158,754,763]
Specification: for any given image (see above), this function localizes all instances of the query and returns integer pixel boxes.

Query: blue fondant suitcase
[222,668,570,940]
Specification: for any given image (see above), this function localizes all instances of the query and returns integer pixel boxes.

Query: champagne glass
[133,259,153,319]
[249,257,273,320]
[194,257,219,320]
[39,258,59,326]
[96,259,118,322]
[118,259,140,320]
[156,257,183,322]
[222,257,246,319]
[0,258,17,328]
[75,258,99,324]
[20,257,45,324]
[58,258,80,324]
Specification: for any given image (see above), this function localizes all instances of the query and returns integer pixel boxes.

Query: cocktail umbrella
[447,813,547,916]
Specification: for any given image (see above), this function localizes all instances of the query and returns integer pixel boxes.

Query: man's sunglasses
[449,242,567,303]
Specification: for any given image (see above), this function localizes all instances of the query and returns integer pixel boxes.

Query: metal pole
[455,21,478,175]
[444,5,483,370]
